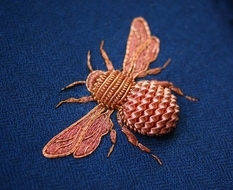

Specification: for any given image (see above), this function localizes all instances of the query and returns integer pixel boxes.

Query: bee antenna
[87,50,94,72]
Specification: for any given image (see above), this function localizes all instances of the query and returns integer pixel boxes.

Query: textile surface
[1,0,233,189]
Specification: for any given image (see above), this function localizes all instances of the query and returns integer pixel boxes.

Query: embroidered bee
[42,17,197,165]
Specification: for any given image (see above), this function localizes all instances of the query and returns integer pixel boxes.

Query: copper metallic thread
[42,17,197,164]
[91,70,135,109]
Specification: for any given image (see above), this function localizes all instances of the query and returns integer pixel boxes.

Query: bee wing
[74,110,113,158]
[123,17,160,78]
[42,104,113,158]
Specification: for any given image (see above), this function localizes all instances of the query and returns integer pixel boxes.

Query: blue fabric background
[1,0,233,189]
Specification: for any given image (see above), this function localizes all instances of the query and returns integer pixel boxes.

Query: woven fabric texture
[1,0,233,189]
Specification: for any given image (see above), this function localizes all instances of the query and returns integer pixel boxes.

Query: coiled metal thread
[119,80,180,136]
[91,70,134,109]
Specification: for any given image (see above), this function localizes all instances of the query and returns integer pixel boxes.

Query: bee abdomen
[91,70,134,109]
[119,80,179,136]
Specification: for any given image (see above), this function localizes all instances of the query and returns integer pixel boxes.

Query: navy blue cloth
[1,0,233,189]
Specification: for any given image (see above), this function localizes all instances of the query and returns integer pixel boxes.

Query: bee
[42,17,197,165]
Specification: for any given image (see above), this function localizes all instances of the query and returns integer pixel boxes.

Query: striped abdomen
[86,70,134,109]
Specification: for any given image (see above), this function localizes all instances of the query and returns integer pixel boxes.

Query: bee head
[86,70,104,93]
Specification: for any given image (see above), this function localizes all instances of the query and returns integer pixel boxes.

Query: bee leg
[152,80,198,102]
[121,126,162,165]
[61,81,86,91]
[61,51,93,91]
[100,40,114,71]
[136,58,171,78]
[56,96,94,108]
[169,86,198,101]
[116,112,162,164]
[107,129,117,157]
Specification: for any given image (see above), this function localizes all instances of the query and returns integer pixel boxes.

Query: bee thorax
[87,70,134,109]
[119,80,180,136]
